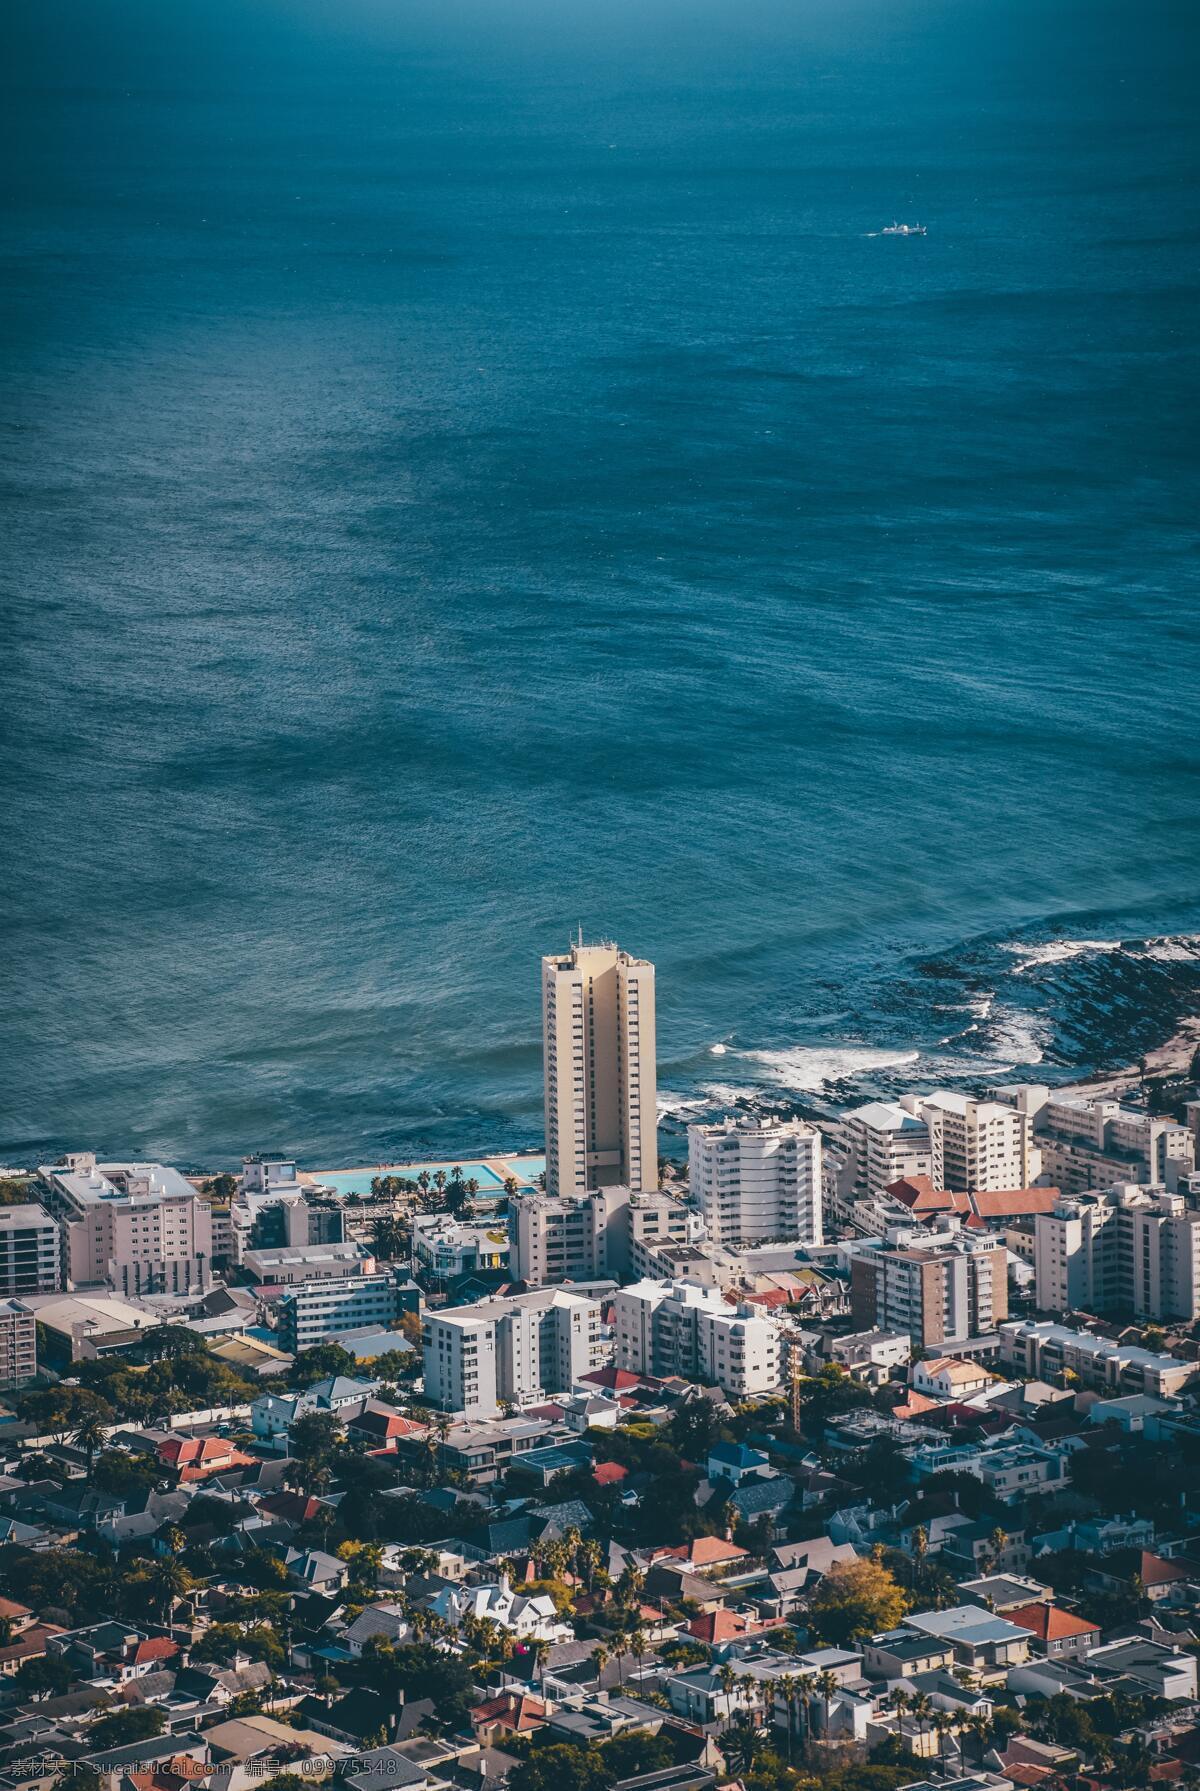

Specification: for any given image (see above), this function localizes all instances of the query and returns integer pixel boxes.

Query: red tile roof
[592,1461,628,1486]
[470,1691,547,1733]
[688,1610,753,1643]
[127,1637,181,1665]
[886,1177,1063,1223]
[158,1436,255,1480]
[887,1175,955,1212]
[965,1187,1062,1219]
[655,1536,747,1568]
[1139,1551,1189,1586]
[580,1366,647,1391]
[890,1392,940,1419]
[1006,1602,1099,1643]
[259,1492,326,1524]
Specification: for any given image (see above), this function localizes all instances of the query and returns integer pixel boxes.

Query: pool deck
[303,1153,545,1189]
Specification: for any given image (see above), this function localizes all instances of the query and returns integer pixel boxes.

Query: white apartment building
[241,1242,376,1286]
[901,1092,1038,1192]
[542,937,657,1195]
[0,1206,61,1296]
[239,1155,304,1197]
[38,1154,213,1297]
[1035,1185,1200,1322]
[843,1103,933,1199]
[411,1214,510,1280]
[999,1085,1195,1194]
[688,1117,823,1247]
[614,1278,781,1397]
[277,1270,411,1353]
[508,1182,693,1286]
[423,1287,604,1418]
[1000,1317,1200,1398]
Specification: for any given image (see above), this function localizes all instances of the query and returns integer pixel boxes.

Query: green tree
[597,1732,672,1779]
[13,1656,74,1700]
[87,1707,167,1748]
[510,1745,610,1791]
[290,1343,357,1386]
[811,1558,908,1646]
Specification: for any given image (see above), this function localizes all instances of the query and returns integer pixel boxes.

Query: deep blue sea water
[2,0,1199,1168]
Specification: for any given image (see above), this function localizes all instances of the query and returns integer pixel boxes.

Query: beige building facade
[542,938,657,1196]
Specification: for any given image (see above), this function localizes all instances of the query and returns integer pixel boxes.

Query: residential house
[706,1442,772,1488]
[900,1606,1032,1682]
[1004,1602,1099,1662]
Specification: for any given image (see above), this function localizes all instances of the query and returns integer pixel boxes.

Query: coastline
[1055,1014,1200,1102]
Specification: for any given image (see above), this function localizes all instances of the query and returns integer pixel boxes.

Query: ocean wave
[656,1090,710,1119]
[743,1044,922,1092]
[1128,935,1200,962]
[984,1005,1052,1066]
[1000,939,1123,974]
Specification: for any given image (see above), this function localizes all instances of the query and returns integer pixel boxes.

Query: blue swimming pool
[502,1155,546,1183]
[317,1162,506,1196]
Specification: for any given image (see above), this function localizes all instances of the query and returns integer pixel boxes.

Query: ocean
[2,0,1199,1168]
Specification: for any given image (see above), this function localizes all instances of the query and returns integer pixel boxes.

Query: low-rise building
[998,1317,1200,1396]
[250,1375,378,1446]
[614,1278,781,1397]
[411,1215,510,1281]
[999,1084,1195,1194]
[423,1287,604,1418]
[277,1270,414,1353]
[911,1356,994,1400]
[1004,1601,1099,1662]
[900,1605,1031,1681]
[242,1242,376,1285]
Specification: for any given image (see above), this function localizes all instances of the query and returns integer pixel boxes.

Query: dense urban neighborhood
[2,943,1200,1791]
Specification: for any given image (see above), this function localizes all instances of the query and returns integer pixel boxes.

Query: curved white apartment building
[688,1116,823,1246]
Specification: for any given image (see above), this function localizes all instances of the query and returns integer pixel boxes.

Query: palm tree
[795,1673,816,1758]
[778,1673,798,1762]
[72,1409,108,1478]
[988,1526,1009,1569]
[911,1524,929,1595]
[630,1628,648,1683]
[909,1690,934,1752]
[149,1558,190,1624]
[963,1710,991,1764]
[722,1715,765,1778]
[717,1661,739,1731]
[561,1526,583,1582]
[887,1686,914,1750]
[815,1669,839,1738]
[933,1709,954,1773]
[591,1644,610,1687]
[530,1638,551,1696]
[580,1537,603,1590]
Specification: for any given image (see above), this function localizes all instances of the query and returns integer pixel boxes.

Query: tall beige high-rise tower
[542,936,657,1196]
